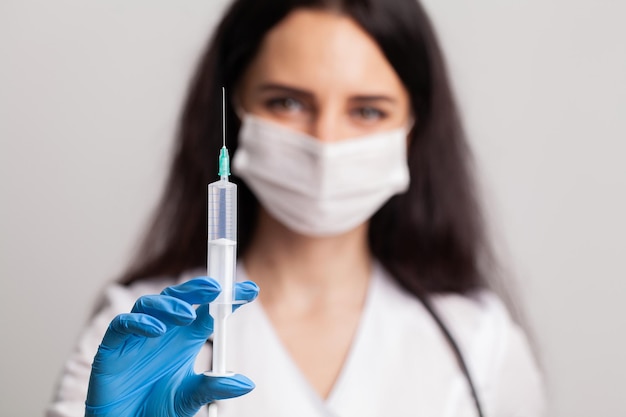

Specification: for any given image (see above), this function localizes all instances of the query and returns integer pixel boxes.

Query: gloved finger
[233,281,259,312]
[132,295,196,327]
[177,373,255,414]
[235,281,259,303]
[161,277,221,305]
[181,280,258,339]
[184,304,214,340]
[101,313,166,349]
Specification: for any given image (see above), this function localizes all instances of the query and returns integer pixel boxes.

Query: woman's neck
[242,209,372,309]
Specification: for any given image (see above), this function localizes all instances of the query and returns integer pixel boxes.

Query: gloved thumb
[177,373,255,414]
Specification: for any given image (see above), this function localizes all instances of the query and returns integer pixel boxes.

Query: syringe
[207,87,237,380]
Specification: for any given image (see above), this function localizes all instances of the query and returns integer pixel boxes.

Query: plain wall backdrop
[1,1,624,416]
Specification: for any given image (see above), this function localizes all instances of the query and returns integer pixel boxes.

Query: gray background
[1,0,624,416]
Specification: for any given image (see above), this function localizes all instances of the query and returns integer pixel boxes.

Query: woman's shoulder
[429,288,532,381]
[375,265,545,414]
[431,289,546,415]
[375,264,517,343]
[431,289,514,346]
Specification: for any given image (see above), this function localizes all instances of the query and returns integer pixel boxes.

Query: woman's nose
[308,107,347,142]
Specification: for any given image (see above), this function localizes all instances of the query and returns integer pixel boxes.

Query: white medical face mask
[232,115,410,237]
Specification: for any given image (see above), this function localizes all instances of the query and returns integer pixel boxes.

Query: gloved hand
[85,277,259,417]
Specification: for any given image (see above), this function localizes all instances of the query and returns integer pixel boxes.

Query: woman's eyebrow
[257,84,396,104]
[257,83,314,99]
[349,95,397,103]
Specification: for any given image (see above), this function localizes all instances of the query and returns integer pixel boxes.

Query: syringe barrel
[207,178,237,304]
[208,178,237,241]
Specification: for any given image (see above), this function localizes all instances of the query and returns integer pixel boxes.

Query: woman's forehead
[241,9,407,100]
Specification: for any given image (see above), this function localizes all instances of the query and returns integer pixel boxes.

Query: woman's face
[237,8,411,141]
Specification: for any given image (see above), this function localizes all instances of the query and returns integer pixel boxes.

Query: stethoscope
[419,296,485,417]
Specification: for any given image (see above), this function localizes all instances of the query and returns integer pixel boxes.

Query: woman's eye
[351,107,387,121]
[265,97,305,113]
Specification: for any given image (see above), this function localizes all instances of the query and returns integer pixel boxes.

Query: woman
[47,0,545,416]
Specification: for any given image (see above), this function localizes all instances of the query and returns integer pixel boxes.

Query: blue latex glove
[85,277,259,417]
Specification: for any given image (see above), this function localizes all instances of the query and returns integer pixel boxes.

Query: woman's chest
[212,288,475,417]
[267,304,364,399]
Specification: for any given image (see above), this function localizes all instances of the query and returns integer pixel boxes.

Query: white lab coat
[46,263,545,417]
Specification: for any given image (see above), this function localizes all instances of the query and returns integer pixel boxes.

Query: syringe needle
[222,87,226,148]
[218,87,230,179]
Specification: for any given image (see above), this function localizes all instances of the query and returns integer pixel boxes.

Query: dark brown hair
[120,0,492,299]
